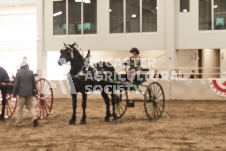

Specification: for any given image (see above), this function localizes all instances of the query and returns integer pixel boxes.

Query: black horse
[58,43,117,124]
[0,67,10,121]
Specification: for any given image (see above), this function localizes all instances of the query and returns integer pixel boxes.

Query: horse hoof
[0,118,5,121]
[80,120,87,124]
[104,118,110,122]
[68,120,75,125]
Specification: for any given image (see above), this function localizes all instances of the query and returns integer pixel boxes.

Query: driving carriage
[0,75,53,120]
[58,42,165,124]
[103,67,165,120]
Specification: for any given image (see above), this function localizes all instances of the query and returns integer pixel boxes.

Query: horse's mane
[0,67,9,83]
[70,47,85,76]
[69,46,115,80]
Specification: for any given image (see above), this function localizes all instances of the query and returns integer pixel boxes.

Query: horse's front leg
[0,90,6,121]
[101,92,111,122]
[69,94,77,125]
[80,92,87,124]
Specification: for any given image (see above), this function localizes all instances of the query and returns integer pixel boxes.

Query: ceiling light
[132,14,136,18]
[75,0,90,3]
[53,11,62,17]
[183,9,187,12]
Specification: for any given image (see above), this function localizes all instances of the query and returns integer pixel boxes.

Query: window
[110,0,124,33]
[68,0,81,34]
[199,0,212,30]
[180,0,190,13]
[142,0,157,32]
[126,0,140,33]
[53,0,66,35]
[53,0,97,35]
[83,0,97,34]
[110,0,158,33]
[214,0,226,30]
[199,0,226,31]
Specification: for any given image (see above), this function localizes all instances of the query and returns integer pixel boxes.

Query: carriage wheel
[35,78,53,119]
[144,82,165,120]
[0,91,17,118]
[114,90,128,119]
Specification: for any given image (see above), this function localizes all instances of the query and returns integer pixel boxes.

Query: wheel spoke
[43,102,48,116]
[7,101,15,108]
[157,102,163,107]
[156,104,162,114]
[156,87,161,98]
[155,105,159,118]
[36,84,41,95]
[6,102,9,116]
[148,104,154,117]
[43,81,49,94]
[35,101,41,108]
[119,103,124,112]
[44,101,51,109]
[7,103,13,114]
[119,101,125,108]
[157,93,163,100]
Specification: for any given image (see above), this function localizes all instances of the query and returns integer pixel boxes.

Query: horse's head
[58,43,76,66]
[58,42,85,76]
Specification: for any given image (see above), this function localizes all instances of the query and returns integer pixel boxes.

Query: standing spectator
[153,70,162,79]
[13,57,38,127]
[189,70,198,79]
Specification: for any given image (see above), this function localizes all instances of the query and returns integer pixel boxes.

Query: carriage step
[128,101,135,107]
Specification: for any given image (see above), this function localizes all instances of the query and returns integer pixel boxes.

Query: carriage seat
[116,68,150,84]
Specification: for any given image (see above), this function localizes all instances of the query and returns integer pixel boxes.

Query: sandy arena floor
[0,98,226,151]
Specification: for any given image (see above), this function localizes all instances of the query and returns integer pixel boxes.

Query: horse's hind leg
[80,92,87,124]
[101,92,111,122]
[0,89,6,121]
[111,93,117,121]
[69,94,77,125]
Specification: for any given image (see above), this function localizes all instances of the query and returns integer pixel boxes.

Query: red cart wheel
[35,78,53,119]
[0,91,17,118]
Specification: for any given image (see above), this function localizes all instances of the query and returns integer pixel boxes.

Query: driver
[127,48,142,81]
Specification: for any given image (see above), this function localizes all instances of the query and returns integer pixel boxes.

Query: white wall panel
[0,0,36,7]
[49,79,226,101]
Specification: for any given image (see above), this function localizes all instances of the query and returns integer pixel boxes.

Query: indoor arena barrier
[48,67,226,101]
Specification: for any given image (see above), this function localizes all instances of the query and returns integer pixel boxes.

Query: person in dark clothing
[0,67,10,120]
[189,70,198,79]
[13,57,38,127]
[153,70,162,79]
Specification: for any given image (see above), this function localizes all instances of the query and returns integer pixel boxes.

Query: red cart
[0,78,53,119]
